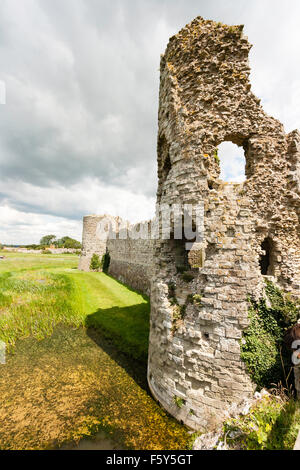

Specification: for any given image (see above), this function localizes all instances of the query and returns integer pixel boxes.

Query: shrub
[241,280,300,389]
[173,305,182,321]
[90,254,102,271]
[172,302,187,333]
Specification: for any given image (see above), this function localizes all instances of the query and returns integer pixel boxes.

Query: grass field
[0,252,191,450]
[0,252,149,361]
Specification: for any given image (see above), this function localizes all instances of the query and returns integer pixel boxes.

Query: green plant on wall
[176,266,186,274]
[192,294,202,305]
[173,304,186,321]
[174,396,185,408]
[221,394,300,450]
[167,281,178,307]
[171,303,188,334]
[90,253,102,271]
[167,281,176,298]
[241,280,299,389]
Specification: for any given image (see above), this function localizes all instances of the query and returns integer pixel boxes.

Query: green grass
[0,271,84,347]
[2,252,299,450]
[78,273,150,362]
[0,252,149,362]
[0,251,79,272]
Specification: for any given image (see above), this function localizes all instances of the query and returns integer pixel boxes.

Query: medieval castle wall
[107,221,155,295]
[80,17,300,431]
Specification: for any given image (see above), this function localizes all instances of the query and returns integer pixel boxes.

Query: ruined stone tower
[147,17,300,430]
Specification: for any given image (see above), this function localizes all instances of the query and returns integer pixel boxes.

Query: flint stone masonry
[79,216,154,295]
[80,16,300,431]
[147,16,300,431]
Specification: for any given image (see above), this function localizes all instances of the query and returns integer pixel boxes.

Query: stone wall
[147,17,300,431]
[3,247,79,254]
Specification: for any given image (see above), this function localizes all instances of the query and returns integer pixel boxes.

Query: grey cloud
[0,0,161,195]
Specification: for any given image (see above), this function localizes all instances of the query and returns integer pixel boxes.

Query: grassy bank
[76,272,150,362]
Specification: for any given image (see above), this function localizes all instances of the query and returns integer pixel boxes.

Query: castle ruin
[79,17,300,430]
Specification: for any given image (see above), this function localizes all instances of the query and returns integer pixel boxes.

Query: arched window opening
[259,238,274,276]
[217,141,246,183]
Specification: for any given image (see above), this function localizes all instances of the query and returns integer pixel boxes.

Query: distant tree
[40,235,56,246]
[25,244,41,250]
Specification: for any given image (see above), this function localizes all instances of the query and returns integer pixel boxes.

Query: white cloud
[2,177,155,220]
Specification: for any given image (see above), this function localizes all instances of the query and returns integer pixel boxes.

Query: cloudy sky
[0,0,299,244]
